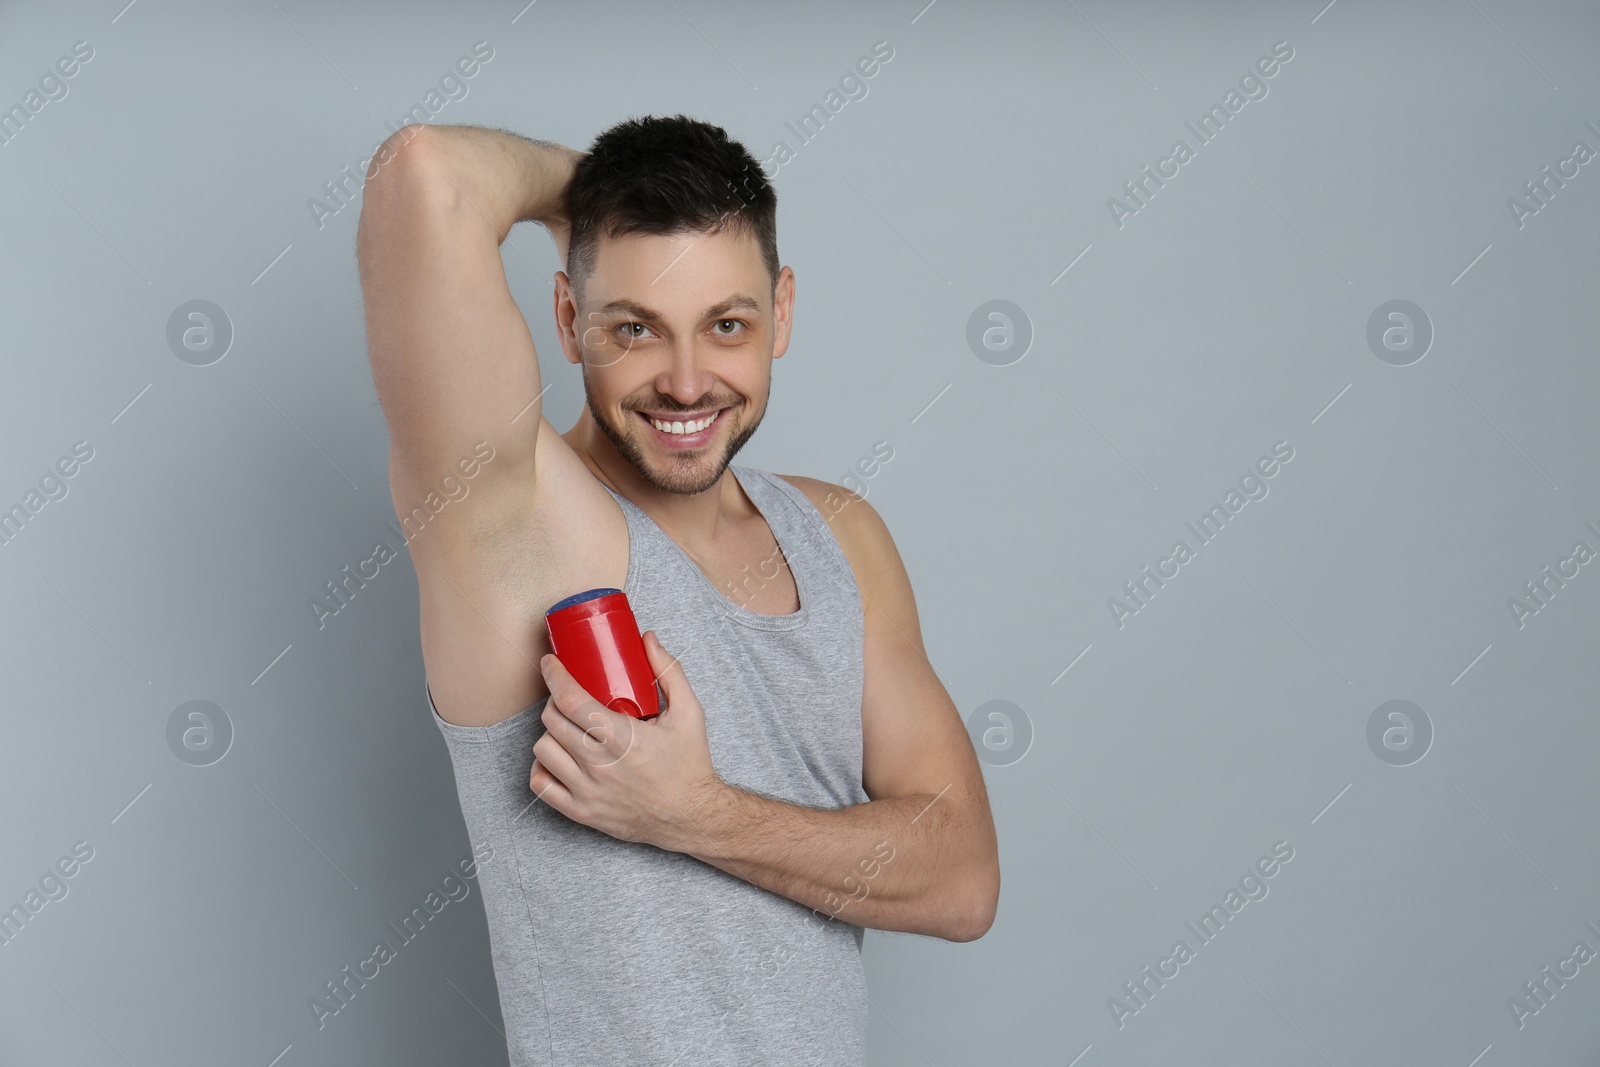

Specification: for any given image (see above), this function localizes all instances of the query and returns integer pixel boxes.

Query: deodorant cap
[545,588,622,616]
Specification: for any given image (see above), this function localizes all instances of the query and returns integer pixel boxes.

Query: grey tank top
[429,463,870,1066]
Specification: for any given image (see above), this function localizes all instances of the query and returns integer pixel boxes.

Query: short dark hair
[564,114,778,310]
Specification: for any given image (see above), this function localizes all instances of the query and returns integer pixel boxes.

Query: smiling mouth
[635,407,727,439]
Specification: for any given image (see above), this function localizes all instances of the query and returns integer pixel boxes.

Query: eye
[712,318,747,336]
[616,321,655,340]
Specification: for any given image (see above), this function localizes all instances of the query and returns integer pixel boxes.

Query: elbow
[943,860,1000,943]
[358,124,446,223]
[373,123,434,181]
[954,891,999,944]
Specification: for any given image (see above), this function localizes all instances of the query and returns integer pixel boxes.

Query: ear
[771,265,795,360]
[552,271,584,366]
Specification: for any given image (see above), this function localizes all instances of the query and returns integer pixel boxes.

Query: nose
[654,340,718,408]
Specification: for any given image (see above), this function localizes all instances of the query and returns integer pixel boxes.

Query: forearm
[374,123,578,245]
[670,782,998,942]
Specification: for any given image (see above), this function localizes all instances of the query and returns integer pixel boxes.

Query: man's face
[557,226,793,496]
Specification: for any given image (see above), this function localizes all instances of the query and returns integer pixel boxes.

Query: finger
[529,757,577,815]
[539,652,604,717]
[533,729,586,788]
[543,697,632,766]
[643,630,686,706]
[538,698,597,756]
[643,630,700,729]
[572,702,637,766]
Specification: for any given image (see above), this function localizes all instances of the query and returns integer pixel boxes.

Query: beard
[584,376,764,496]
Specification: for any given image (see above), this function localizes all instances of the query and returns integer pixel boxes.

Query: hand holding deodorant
[544,588,661,719]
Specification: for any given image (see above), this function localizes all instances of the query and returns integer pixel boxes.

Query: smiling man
[357,114,999,1067]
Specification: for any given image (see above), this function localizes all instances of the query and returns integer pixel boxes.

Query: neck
[564,411,743,545]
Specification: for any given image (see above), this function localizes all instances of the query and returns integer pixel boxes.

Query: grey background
[2,0,1597,1064]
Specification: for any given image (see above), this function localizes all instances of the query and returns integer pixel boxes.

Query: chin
[638,450,729,496]
[594,397,760,496]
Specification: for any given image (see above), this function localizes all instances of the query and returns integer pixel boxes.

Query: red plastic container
[544,588,660,719]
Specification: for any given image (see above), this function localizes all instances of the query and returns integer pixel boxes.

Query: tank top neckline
[600,464,812,632]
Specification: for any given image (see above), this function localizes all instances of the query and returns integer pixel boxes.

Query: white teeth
[650,411,717,435]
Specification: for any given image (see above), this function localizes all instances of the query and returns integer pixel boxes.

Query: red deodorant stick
[544,588,661,719]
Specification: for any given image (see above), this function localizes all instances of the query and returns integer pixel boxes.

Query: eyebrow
[591,295,763,322]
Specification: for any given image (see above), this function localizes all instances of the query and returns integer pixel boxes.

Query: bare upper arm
[358,125,622,727]
[358,125,550,505]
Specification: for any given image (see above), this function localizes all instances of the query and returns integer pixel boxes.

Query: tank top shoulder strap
[735,466,857,589]
[597,476,648,532]
[591,464,856,592]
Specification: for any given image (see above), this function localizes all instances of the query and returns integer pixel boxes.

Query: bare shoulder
[771,473,893,601]
[771,472,934,680]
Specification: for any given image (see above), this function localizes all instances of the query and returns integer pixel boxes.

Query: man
[357,113,999,1066]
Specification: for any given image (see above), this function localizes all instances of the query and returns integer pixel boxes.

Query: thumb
[643,630,694,718]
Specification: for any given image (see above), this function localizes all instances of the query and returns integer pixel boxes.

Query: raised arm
[358,124,626,729]
[357,123,582,501]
